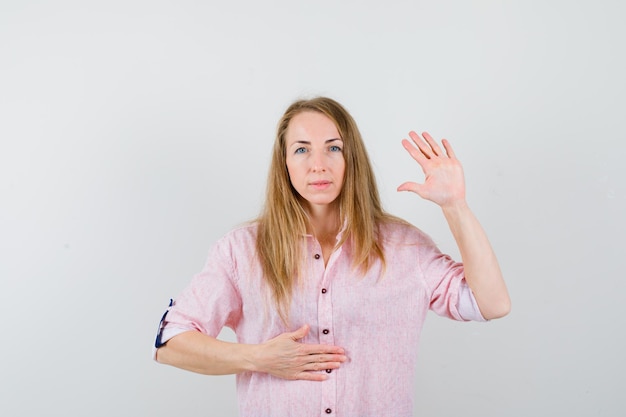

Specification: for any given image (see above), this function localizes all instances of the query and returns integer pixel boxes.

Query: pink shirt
[156,221,485,417]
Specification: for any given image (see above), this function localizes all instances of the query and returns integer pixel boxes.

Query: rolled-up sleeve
[417,233,485,322]
[457,280,487,322]
[152,237,243,359]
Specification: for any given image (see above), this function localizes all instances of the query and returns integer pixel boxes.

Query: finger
[306,353,347,363]
[302,360,343,372]
[401,138,428,165]
[295,371,329,382]
[421,132,444,157]
[299,343,346,355]
[441,138,456,159]
[408,131,433,159]
[397,181,424,195]
[289,324,310,341]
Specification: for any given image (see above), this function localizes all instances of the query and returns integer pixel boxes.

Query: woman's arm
[398,131,510,319]
[440,201,510,319]
[156,324,347,381]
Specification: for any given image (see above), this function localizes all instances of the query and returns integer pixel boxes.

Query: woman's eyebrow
[291,138,343,145]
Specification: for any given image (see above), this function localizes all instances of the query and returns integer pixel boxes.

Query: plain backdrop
[1,0,625,416]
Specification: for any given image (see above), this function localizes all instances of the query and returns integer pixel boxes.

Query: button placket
[314,239,340,417]
[318,270,336,417]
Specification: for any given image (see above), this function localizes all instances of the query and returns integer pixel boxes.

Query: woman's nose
[310,151,327,172]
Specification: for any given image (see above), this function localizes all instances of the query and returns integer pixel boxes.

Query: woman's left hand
[397,131,466,208]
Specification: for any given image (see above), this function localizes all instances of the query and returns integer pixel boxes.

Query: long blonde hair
[256,97,399,322]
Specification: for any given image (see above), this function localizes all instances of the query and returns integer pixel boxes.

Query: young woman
[154,97,510,416]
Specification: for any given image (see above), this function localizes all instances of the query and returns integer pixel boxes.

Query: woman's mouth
[310,180,331,189]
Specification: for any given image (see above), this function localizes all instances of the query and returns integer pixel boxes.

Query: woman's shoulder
[217,221,259,244]
[378,217,433,246]
[208,222,259,255]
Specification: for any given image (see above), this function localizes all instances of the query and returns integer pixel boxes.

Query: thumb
[289,324,310,341]
[397,181,424,195]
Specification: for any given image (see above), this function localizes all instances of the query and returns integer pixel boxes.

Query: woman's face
[285,111,345,213]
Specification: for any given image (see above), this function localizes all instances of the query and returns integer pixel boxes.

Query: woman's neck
[305,203,341,243]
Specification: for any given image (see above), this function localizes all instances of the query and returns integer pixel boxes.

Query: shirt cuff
[152,299,192,360]
[457,281,487,322]
[152,326,191,360]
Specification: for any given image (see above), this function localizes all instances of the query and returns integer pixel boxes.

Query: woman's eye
[294,147,307,154]
[329,145,342,152]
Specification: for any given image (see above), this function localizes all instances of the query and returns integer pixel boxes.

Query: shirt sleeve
[152,236,243,359]
[457,280,487,322]
[417,231,485,322]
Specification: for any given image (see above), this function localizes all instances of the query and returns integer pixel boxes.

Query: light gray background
[1,0,624,416]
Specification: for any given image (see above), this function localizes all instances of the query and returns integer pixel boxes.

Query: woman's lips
[310,180,331,189]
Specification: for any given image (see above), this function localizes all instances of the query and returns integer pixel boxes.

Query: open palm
[397,131,466,208]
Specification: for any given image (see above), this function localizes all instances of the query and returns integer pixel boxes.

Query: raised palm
[397,131,466,208]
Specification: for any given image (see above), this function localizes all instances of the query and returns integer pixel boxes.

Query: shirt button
[322,329,329,334]
[321,288,327,294]
[314,254,321,259]
[325,408,332,414]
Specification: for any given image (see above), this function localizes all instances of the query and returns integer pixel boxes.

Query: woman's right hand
[250,324,347,381]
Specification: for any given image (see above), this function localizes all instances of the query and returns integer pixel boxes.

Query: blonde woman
[154,97,510,416]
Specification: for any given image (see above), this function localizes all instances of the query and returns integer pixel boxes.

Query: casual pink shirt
[156,221,485,417]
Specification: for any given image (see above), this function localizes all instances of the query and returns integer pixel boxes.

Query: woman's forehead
[285,111,341,143]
